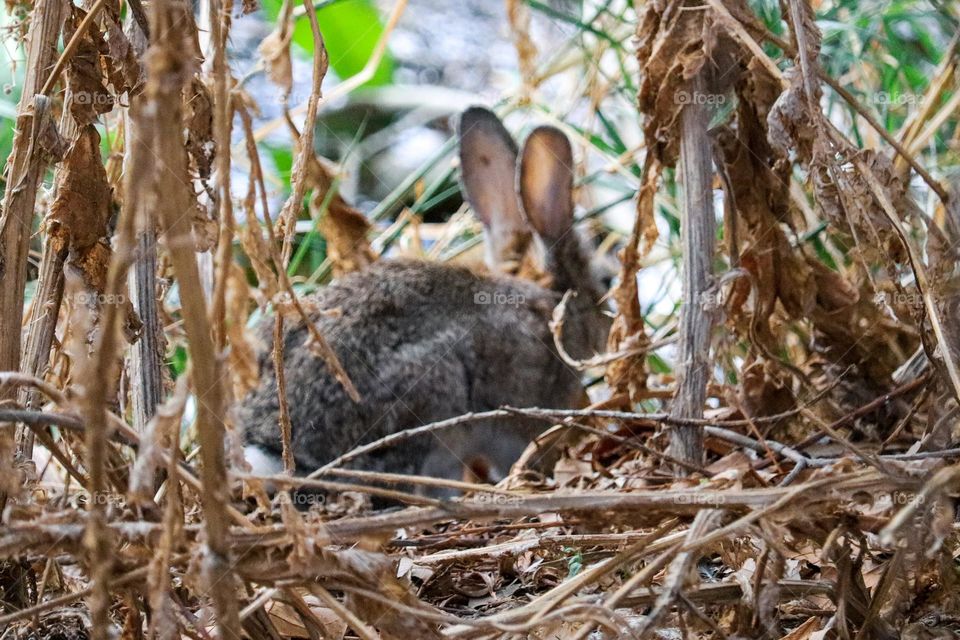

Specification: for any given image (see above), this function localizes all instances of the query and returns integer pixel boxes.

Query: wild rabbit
[239,107,610,492]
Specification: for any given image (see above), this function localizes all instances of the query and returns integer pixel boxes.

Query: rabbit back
[238,259,586,479]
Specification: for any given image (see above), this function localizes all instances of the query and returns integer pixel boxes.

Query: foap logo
[873,290,922,306]
[474,290,526,307]
[870,92,920,107]
[682,290,723,312]
[72,91,114,107]
[673,491,726,507]
[470,492,523,506]
[675,90,726,106]
[69,292,127,306]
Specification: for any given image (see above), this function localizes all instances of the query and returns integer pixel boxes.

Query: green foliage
[262,0,394,87]
[564,547,584,577]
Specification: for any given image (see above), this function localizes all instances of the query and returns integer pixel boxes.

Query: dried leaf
[258,25,293,98]
[101,12,143,96]
[49,125,112,251]
[184,76,215,182]
[767,67,817,163]
[308,155,376,276]
[63,7,114,126]
[226,262,259,397]
[637,0,711,165]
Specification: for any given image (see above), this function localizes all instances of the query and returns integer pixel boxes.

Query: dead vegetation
[1,0,960,638]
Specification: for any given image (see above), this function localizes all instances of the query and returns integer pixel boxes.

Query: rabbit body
[239,259,595,481]
[239,107,609,489]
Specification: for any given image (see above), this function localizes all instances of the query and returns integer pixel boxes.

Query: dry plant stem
[668,70,715,469]
[17,0,101,457]
[38,0,108,96]
[242,471,443,506]
[209,0,234,350]
[307,583,381,640]
[124,25,164,432]
[277,0,327,265]
[269,0,360,402]
[238,103,343,460]
[908,89,960,163]
[272,314,295,472]
[16,237,68,456]
[318,469,891,542]
[620,579,835,608]
[146,0,241,635]
[240,468,518,499]
[253,0,409,142]
[311,397,848,478]
[0,0,64,495]
[79,66,149,639]
[129,228,164,430]
[822,76,949,203]
[716,1,950,204]
[895,33,959,148]
[632,509,723,639]
[852,156,960,403]
[79,210,138,638]
[147,387,185,640]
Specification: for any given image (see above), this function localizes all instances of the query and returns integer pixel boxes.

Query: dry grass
[1,0,960,638]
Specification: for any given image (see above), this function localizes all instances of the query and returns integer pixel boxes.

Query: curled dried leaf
[64,6,114,126]
[184,76,215,182]
[258,25,293,98]
[767,67,817,163]
[226,262,259,397]
[308,155,375,276]
[49,125,112,251]
[102,13,143,96]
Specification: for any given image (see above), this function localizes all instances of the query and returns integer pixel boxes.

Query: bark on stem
[125,16,164,433]
[146,0,241,635]
[668,71,716,469]
[0,0,65,497]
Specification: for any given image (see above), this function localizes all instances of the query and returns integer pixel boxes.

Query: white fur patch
[243,444,284,477]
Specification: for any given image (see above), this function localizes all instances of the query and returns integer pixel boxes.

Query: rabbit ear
[518,126,574,242]
[458,107,530,272]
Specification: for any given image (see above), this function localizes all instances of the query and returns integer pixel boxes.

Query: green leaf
[564,548,583,577]
[169,344,189,378]
[263,0,394,87]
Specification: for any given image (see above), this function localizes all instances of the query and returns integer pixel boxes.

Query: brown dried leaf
[738,358,795,418]
[191,202,219,252]
[258,25,293,98]
[49,125,112,251]
[101,13,143,96]
[767,67,817,163]
[226,262,259,397]
[64,6,114,126]
[34,94,68,162]
[184,76,215,182]
[780,617,822,640]
[605,157,659,401]
[266,599,346,639]
[637,0,711,165]
[308,155,376,276]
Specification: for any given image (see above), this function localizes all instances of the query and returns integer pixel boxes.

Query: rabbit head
[459,107,610,360]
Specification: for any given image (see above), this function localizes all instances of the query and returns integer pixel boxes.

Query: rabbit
[238,106,610,495]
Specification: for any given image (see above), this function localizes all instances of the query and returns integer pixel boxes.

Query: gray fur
[237,108,609,491]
